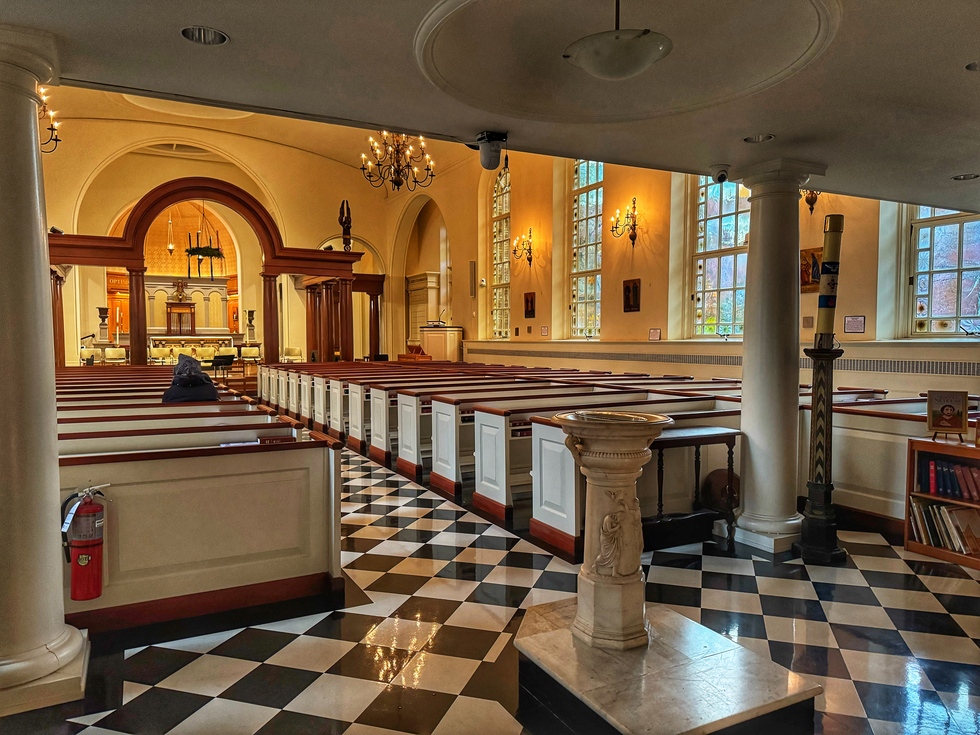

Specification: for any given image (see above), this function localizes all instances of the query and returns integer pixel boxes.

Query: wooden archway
[50,177,362,364]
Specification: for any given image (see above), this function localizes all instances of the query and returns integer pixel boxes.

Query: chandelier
[360,131,435,191]
[37,86,62,154]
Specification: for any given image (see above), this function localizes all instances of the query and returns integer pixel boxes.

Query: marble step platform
[515,598,821,735]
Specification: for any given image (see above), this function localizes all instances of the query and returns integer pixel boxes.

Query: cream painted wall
[507,152,554,340]
[798,192,880,342]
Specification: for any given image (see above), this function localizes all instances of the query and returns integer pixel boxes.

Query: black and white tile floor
[4,451,980,735]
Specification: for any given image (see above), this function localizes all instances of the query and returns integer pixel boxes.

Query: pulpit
[166,302,196,336]
[419,325,463,361]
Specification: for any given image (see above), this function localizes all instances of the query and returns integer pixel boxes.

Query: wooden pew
[429,387,648,499]
[396,384,622,483]
[59,431,345,632]
[57,409,280,434]
[471,394,740,517]
[57,421,297,456]
[528,400,742,556]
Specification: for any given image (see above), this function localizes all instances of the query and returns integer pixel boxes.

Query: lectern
[166,302,196,336]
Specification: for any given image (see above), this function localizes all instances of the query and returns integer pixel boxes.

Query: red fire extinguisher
[61,484,109,601]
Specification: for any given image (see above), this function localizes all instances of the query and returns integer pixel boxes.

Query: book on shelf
[916,455,979,501]
[909,497,980,556]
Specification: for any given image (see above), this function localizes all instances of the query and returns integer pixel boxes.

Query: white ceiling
[6,0,980,210]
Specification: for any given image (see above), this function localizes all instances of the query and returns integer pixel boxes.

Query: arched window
[909,205,979,335]
[571,159,603,337]
[491,167,511,339]
[692,175,750,336]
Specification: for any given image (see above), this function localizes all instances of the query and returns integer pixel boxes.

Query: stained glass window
[571,159,603,337]
[910,207,979,335]
[491,168,511,339]
[693,175,750,336]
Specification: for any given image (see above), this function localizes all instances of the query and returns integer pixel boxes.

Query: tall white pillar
[736,159,826,549]
[0,26,87,715]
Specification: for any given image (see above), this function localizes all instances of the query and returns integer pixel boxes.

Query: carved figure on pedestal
[595,493,643,577]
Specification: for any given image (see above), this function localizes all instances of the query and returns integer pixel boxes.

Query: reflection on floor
[1,451,978,735]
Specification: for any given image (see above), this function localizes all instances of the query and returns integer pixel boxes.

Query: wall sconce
[802,189,821,215]
[37,86,61,154]
[513,228,533,266]
[610,197,639,246]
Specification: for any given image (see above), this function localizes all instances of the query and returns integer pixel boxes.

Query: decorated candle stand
[797,214,847,565]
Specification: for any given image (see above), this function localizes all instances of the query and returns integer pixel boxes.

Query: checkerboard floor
[5,451,980,735]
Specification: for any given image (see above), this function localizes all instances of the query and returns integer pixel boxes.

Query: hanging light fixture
[37,86,62,153]
[360,131,435,191]
[610,197,639,246]
[803,189,821,214]
[166,209,176,256]
[513,228,533,266]
[563,0,672,81]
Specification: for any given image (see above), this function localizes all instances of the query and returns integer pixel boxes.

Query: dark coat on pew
[163,355,219,403]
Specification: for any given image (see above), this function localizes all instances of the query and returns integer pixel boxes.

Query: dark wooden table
[651,426,741,544]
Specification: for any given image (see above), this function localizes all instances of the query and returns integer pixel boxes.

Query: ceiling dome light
[743,133,776,144]
[966,62,980,71]
[181,26,229,46]
[563,1,672,81]
[952,173,979,181]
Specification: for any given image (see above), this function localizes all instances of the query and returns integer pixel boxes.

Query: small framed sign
[648,328,662,341]
[926,390,969,438]
[540,326,549,337]
[843,315,866,334]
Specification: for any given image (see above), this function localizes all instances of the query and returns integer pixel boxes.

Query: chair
[103,347,128,365]
[217,346,239,358]
[79,347,102,366]
[197,347,217,365]
[148,347,172,365]
[175,347,196,360]
[241,346,261,364]
[280,346,303,363]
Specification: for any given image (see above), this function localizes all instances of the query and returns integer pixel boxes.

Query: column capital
[0,25,59,91]
[738,158,827,191]
[126,266,147,276]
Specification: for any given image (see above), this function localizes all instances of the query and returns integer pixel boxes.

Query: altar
[145,275,236,337]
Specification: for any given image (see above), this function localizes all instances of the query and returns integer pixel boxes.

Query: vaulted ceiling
[7,0,980,211]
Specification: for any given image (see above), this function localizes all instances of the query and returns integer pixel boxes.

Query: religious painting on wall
[623,279,641,312]
[524,292,535,319]
[800,248,823,293]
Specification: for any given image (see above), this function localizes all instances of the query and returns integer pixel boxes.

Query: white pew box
[60,438,344,630]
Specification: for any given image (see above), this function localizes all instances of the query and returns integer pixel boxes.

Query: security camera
[476,131,507,170]
[710,164,731,184]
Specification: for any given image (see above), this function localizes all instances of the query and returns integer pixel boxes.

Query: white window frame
[908,205,980,337]
[690,175,751,336]
[570,159,603,338]
[491,167,512,339]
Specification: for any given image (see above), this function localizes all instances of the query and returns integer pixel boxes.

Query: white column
[0,26,86,711]
[736,160,826,543]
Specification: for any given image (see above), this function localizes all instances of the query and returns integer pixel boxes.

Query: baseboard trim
[473,492,511,521]
[395,457,422,482]
[529,518,579,557]
[65,573,341,634]
[429,472,462,501]
[368,445,391,467]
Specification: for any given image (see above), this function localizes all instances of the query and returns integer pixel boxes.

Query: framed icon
[524,292,535,319]
[623,279,640,312]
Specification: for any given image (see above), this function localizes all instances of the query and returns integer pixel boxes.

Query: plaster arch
[71,136,283,236]
[318,234,387,274]
[389,194,436,354]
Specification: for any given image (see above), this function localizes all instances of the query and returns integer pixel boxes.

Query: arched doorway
[49,177,362,364]
[391,196,452,352]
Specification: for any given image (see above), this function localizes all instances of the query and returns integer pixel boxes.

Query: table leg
[693,444,702,510]
[657,448,665,520]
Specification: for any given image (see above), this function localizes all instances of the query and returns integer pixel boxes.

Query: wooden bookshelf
[905,437,980,571]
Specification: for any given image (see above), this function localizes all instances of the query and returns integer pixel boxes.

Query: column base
[0,631,89,718]
[572,572,648,651]
[794,542,847,565]
[716,519,800,553]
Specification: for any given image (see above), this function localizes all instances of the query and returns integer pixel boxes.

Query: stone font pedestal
[554,410,672,650]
